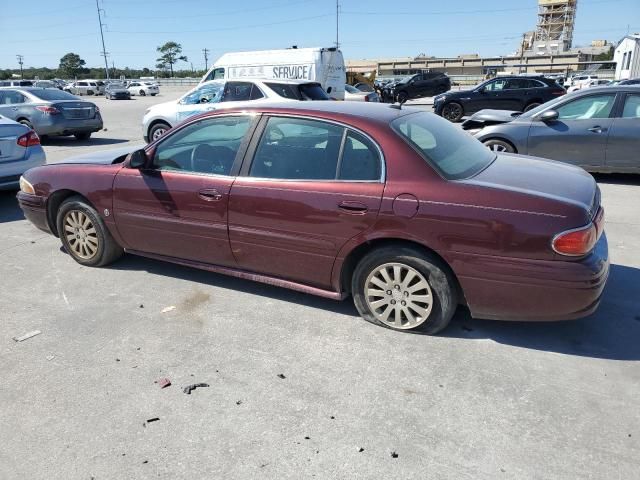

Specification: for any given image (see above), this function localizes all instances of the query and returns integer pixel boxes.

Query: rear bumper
[0,147,46,189]
[453,233,610,321]
[16,191,51,233]
[36,116,103,136]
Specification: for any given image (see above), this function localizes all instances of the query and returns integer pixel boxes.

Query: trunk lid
[54,101,97,120]
[464,153,599,218]
[0,118,29,162]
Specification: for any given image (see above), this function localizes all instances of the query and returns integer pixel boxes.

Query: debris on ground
[277,373,286,379]
[46,355,55,361]
[236,400,242,405]
[155,378,171,389]
[146,417,160,423]
[183,383,209,394]
[139,304,144,309]
[358,447,365,452]
[115,358,120,362]
[142,460,148,464]
[304,436,310,440]
[13,330,42,342]
[161,306,176,313]
[391,451,399,458]
[330,416,335,420]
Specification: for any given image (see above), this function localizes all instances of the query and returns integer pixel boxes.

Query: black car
[619,78,640,85]
[386,72,451,103]
[433,76,566,122]
[104,82,131,100]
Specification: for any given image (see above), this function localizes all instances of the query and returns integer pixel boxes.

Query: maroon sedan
[17,102,608,334]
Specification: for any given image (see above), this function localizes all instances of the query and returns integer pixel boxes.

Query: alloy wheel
[488,143,508,152]
[442,103,462,121]
[365,262,433,329]
[63,210,99,260]
[152,127,167,141]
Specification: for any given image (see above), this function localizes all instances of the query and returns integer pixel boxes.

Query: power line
[202,48,209,70]
[95,0,110,80]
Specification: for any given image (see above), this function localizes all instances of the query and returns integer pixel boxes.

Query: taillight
[35,105,60,115]
[17,130,41,147]
[551,89,565,96]
[95,106,100,113]
[552,223,597,256]
[364,95,370,102]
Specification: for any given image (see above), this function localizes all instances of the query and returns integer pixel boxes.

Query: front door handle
[198,189,223,201]
[338,201,368,214]
[588,126,605,133]
[12,107,18,111]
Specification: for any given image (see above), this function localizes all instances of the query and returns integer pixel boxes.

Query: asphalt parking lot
[1,88,639,479]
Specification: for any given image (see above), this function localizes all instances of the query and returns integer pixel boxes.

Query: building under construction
[528,0,578,55]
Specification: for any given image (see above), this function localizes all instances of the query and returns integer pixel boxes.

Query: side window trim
[239,114,385,183]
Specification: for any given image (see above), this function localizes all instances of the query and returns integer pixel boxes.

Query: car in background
[0,87,103,141]
[17,102,608,334]
[434,75,566,122]
[0,80,34,87]
[127,81,159,97]
[33,81,58,89]
[64,81,99,96]
[344,84,379,102]
[618,78,640,85]
[463,86,640,173]
[142,78,329,142]
[105,82,131,100]
[0,115,46,190]
[390,72,451,103]
[568,78,611,92]
[353,82,375,93]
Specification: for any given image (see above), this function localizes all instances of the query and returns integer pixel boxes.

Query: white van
[200,47,346,100]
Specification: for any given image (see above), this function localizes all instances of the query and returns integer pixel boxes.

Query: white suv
[127,81,159,97]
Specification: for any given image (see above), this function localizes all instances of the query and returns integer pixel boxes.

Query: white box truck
[200,47,346,100]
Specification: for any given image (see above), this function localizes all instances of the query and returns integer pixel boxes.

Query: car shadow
[41,137,130,147]
[444,263,640,361]
[0,190,23,223]
[593,173,640,186]
[107,252,639,360]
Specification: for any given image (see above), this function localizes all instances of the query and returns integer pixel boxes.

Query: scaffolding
[534,0,578,51]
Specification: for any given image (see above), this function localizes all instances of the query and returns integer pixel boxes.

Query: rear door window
[622,94,640,118]
[338,131,381,181]
[1,91,27,104]
[221,82,254,102]
[556,94,616,120]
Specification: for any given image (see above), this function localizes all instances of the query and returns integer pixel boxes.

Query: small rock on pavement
[391,451,399,458]
[358,447,365,453]
[156,378,171,389]
[277,373,286,379]
[13,330,42,342]
[161,306,176,313]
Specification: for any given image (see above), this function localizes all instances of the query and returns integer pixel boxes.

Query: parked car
[105,82,131,100]
[0,80,34,87]
[17,102,608,334]
[64,81,100,96]
[0,87,102,140]
[32,81,58,89]
[0,115,45,190]
[618,78,640,85]
[434,75,566,122]
[142,78,329,142]
[389,72,451,103]
[462,86,640,173]
[353,82,375,93]
[568,78,611,92]
[344,84,379,102]
[127,81,159,96]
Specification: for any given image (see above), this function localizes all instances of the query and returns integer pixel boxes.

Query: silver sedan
[466,86,640,173]
[0,115,46,190]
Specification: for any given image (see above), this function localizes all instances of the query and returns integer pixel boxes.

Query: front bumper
[16,191,51,233]
[453,233,610,321]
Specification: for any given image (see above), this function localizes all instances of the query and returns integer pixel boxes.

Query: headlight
[19,176,35,194]
[434,96,445,103]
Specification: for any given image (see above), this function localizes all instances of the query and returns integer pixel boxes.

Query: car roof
[571,85,640,95]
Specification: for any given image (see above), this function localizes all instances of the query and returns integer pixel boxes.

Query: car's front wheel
[57,196,124,267]
[149,122,171,142]
[139,90,146,96]
[352,246,458,334]
[524,102,541,112]
[441,102,464,122]
[483,138,515,153]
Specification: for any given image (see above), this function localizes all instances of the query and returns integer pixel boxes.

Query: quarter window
[483,79,507,91]
[556,94,616,120]
[221,82,263,102]
[339,131,381,181]
[152,116,252,175]
[622,94,640,118]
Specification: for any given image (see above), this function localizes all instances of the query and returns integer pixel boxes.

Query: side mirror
[128,149,148,169]
[537,110,559,122]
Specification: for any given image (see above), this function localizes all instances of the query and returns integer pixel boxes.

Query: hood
[461,109,522,130]
[56,144,143,165]
[149,99,179,112]
[463,153,598,218]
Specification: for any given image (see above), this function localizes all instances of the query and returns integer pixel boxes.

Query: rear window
[31,89,79,101]
[265,82,329,101]
[391,112,495,180]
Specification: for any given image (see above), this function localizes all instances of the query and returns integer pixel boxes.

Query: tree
[156,41,187,77]
[58,53,86,79]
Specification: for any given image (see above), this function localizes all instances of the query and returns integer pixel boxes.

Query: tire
[483,138,515,153]
[56,196,124,267]
[441,102,464,122]
[148,122,171,142]
[87,90,94,96]
[18,119,34,130]
[396,91,408,104]
[139,90,146,96]
[351,246,458,334]
[74,132,91,141]
[524,102,541,112]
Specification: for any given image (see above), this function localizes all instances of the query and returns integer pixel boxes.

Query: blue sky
[1,0,638,70]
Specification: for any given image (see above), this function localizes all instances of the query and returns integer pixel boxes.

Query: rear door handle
[588,126,605,133]
[338,201,368,214]
[198,189,223,201]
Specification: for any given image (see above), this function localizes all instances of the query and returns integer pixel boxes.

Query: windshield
[265,82,329,100]
[344,84,360,94]
[391,112,496,180]
[107,83,126,89]
[31,89,79,101]
[397,76,413,84]
[181,82,223,105]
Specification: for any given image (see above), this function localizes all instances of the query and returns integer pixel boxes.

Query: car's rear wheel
[74,132,91,141]
[441,102,464,122]
[139,90,146,96]
[483,138,515,153]
[149,122,171,142]
[87,90,94,96]
[56,197,123,267]
[524,102,542,112]
[18,119,34,130]
[352,246,457,334]
[396,91,408,104]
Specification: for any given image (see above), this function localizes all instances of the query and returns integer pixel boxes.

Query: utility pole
[16,55,24,79]
[95,0,110,80]
[335,0,340,49]
[202,48,209,70]
[519,33,526,74]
